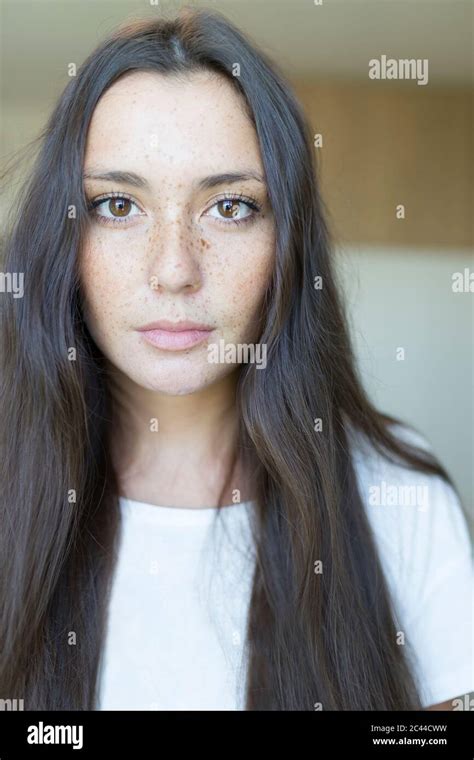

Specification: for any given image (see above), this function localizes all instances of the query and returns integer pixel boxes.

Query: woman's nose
[147,215,203,294]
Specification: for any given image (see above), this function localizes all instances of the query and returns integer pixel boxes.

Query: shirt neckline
[119,495,254,526]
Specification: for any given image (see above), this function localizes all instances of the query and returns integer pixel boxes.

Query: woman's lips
[137,322,215,351]
[139,328,213,351]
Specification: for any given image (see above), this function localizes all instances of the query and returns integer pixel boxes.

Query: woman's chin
[125,365,226,396]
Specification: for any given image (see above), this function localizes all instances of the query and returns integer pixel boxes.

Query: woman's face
[80,70,275,395]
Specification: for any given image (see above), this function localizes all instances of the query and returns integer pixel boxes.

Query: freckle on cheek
[200,238,211,249]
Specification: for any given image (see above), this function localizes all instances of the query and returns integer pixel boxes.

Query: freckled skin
[78,70,277,506]
[80,70,276,397]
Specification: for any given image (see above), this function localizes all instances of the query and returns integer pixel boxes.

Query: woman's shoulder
[349,421,469,548]
[347,420,473,706]
[347,420,471,592]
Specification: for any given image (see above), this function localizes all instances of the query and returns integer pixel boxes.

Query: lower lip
[138,328,214,351]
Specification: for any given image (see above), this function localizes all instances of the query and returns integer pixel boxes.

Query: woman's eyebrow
[82,169,266,191]
[196,171,266,190]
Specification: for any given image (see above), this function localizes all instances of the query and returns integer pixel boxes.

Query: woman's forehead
[84,71,263,189]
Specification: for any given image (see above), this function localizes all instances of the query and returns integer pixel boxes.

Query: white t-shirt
[97,426,473,710]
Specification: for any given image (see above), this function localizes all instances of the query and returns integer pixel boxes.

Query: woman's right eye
[88,195,144,225]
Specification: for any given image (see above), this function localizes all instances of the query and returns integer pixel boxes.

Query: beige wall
[294,81,472,249]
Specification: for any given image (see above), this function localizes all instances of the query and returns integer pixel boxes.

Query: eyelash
[86,191,262,227]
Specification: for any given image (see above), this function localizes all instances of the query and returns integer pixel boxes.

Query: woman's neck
[107,368,248,508]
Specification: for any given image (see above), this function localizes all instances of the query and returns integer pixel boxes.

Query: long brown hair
[0,7,465,710]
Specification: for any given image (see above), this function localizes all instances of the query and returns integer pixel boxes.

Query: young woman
[0,8,471,711]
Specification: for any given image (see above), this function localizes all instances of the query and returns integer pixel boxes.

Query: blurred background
[1,0,472,511]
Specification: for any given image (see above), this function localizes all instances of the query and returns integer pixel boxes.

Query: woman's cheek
[81,231,134,296]
[216,233,275,342]
[79,240,130,345]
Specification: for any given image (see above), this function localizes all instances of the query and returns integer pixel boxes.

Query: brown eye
[218,199,241,219]
[89,195,143,225]
[108,197,132,217]
[206,196,258,225]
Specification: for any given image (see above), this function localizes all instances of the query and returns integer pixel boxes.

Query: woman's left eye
[88,194,143,225]
[205,197,260,225]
